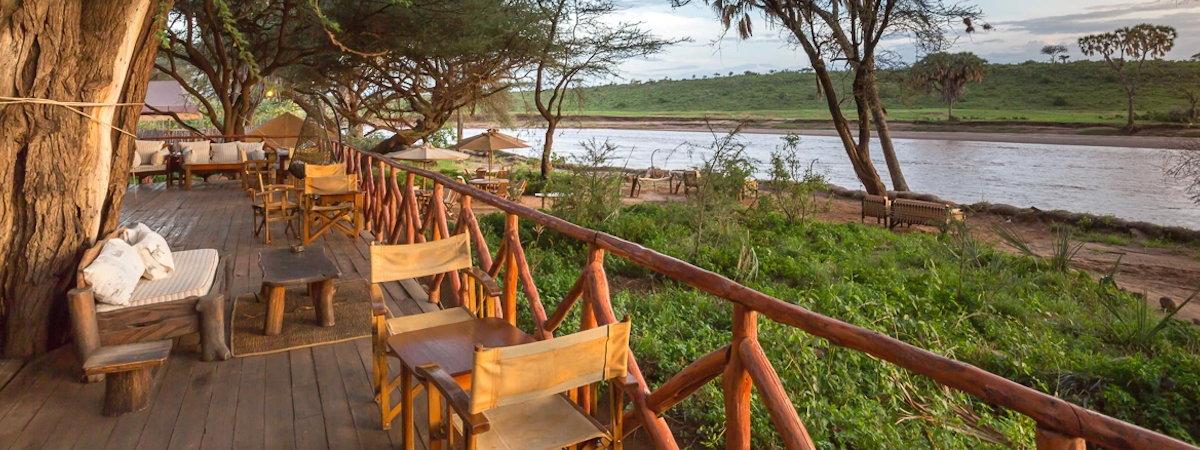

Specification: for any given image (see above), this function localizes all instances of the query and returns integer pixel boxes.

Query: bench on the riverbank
[862,194,891,226]
[890,198,964,230]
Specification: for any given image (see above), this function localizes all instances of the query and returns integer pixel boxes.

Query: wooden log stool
[82,340,172,416]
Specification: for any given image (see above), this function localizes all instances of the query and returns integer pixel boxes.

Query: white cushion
[96,249,218,313]
[84,239,146,307]
[180,141,211,164]
[236,141,266,161]
[130,149,142,168]
[211,142,240,163]
[122,223,175,280]
[131,165,166,174]
[134,140,165,165]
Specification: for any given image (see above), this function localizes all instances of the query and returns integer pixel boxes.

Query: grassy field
[475,199,1200,448]
[514,61,1200,125]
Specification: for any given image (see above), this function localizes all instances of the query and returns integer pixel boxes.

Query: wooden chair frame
[369,241,502,433]
[414,322,635,450]
[252,184,302,244]
[301,174,363,244]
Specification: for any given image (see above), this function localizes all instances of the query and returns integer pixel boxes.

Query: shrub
[762,134,831,222]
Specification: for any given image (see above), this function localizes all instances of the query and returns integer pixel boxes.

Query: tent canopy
[141,80,199,115]
[247,112,309,149]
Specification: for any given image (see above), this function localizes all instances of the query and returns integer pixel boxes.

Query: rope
[0,96,143,139]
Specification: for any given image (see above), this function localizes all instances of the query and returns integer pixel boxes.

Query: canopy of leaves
[909,52,987,107]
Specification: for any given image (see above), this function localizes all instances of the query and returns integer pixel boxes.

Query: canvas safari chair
[241,159,272,197]
[416,320,634,450]
[301,174,362,244]
[305,162,345,178]
[368,232,501,431]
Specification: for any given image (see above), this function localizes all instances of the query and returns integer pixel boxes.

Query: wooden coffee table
[386,317,534,447]
[258,247,342,335]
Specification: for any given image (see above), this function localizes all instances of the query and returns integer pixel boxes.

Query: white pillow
[211,142,240,163]
[236,141,266,161]
[83,239,146,306]
[122,223,175,280]
[130,149,142,168]
[134,140,165,165]
[179,141,211,164]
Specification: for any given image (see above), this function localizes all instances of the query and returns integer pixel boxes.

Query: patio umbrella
[455,128,530,172]
[383,142,471,164]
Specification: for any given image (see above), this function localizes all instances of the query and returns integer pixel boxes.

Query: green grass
[515,60,1200,125]
[477,203,1200,448]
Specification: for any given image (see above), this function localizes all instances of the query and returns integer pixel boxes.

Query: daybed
[68,228,231,381]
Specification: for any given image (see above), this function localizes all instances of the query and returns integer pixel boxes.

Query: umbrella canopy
[455,128,530,152]
[383,143,470,162]
[455,128,529,172]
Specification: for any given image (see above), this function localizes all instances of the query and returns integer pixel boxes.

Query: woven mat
[231,280,371,357]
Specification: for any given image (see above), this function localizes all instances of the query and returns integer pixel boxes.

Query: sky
[605,0,1200,81]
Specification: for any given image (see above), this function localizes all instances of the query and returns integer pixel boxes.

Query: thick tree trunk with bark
[0,0,170,357]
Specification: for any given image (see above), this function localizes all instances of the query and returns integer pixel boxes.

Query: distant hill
[513,61,1200,125]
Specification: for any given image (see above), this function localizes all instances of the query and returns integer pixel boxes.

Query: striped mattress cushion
[97,249,218,313]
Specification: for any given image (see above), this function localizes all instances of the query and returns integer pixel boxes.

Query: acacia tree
[909,52,987,120]
[157,0,318,135]
[1041,44,1068,63]
[691,0,982,194]
[530,0,678,177]
[286,0,543,151]
[1078,24,1177,131]
[0,0,172,357]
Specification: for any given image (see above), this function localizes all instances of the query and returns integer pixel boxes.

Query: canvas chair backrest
[304,174,358,195]
[306,163,345,178]
[369,233,472,283]
[469,320,631,414]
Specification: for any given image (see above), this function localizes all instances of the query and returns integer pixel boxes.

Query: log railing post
[586,245,680,450]
[404,172,417,244]
[501,213,520,325]
[723,304,755,450]
[460,195,493,272]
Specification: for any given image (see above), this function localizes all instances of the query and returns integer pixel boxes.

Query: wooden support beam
[723,305,755,450]
[741,339,816,450]
[544,271,589,334]
[501,213,519,326]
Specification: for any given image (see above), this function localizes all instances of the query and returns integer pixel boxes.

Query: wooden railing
[337,144,1196,450]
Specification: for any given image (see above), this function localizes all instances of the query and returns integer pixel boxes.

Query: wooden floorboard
[0,182,438,450]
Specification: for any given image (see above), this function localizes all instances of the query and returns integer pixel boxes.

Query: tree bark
[1125,92,1136,130]
[0,0,171,357]
[540,119,557,178]
[866,69,908,192]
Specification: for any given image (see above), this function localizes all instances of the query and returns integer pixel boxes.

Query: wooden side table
[82,340,172,416]
[258,247,342,335]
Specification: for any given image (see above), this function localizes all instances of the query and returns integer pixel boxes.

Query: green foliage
[760,134,830,222]
[547,139,625,228]
[484,203,1200,447]
[908,52,988,118]
[514,61,1200,124]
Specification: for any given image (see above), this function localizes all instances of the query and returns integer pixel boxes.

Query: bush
[547,139,625,228]
[761,134,831,222]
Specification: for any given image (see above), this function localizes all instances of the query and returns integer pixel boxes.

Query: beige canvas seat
[417,320,633,449]
[369,233,501,431]
[301,174,361,244]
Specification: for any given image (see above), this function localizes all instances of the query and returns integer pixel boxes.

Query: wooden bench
[183,162,245,190]
[82,340,172,416]
[861,194,891,227]
[890,198,964,230]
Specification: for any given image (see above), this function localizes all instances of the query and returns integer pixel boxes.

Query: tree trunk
[803,58,886,195]
[0,0,171,357]
[1125,93,1136,131]
[866,70,908,192]
[540,120,557,178]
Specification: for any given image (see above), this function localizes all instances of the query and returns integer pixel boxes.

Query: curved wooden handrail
[341,146,1196,450]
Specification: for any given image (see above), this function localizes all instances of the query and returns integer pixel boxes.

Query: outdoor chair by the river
[417,320,634,449]
[369,233,501,435]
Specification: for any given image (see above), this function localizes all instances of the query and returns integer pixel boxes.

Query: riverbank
[495,115,1197,149]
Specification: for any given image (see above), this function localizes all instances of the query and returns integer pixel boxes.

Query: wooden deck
[0,181,439,449]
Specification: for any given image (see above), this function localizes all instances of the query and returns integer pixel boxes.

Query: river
[463,127,1198,229]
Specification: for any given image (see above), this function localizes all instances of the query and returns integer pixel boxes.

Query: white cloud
[606,0,1200,79]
